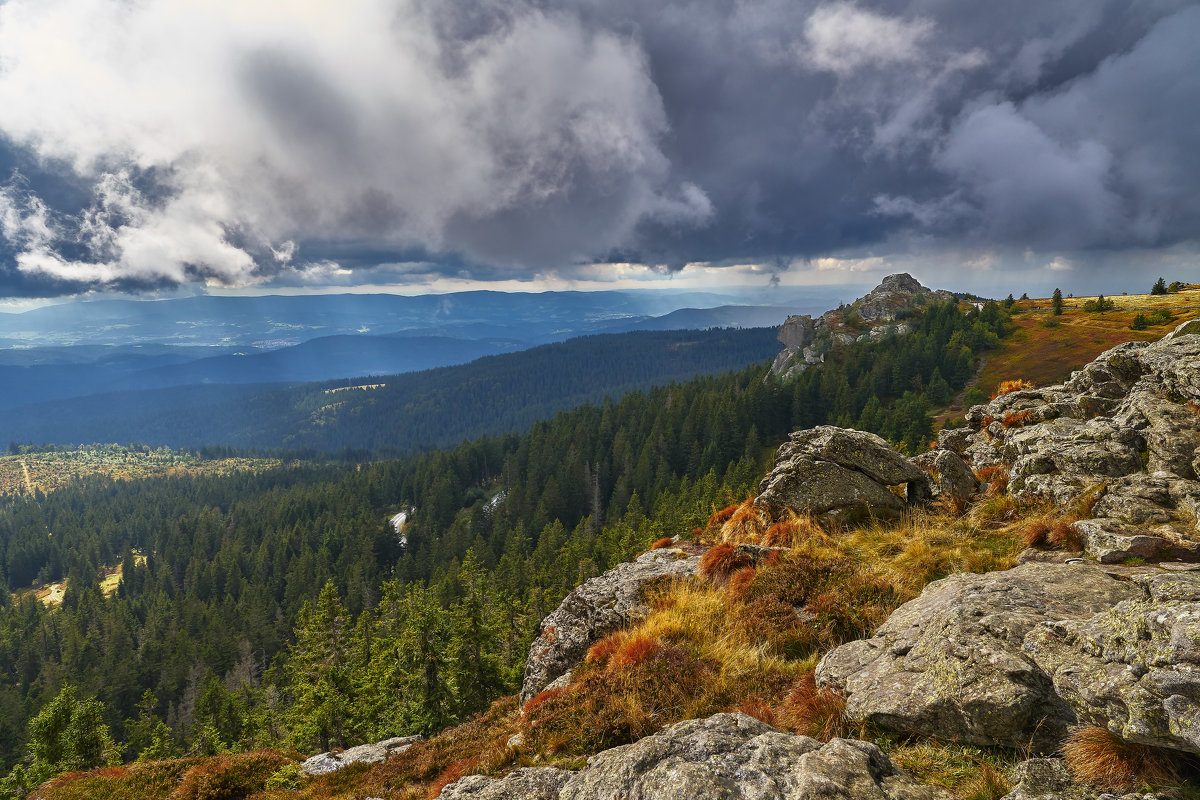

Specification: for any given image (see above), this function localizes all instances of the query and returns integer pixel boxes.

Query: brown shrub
[585,631,625,667]
[650,537,675,550]
[980,415,996,429]
[699,543,754,584]
[354,696,519,800]
[733,552,900,657]
[973,466,1010,495]
[726,566,758,600]
[1048,522,1082,551]
[778,672,857,741]
[521,687,565,715]
[520,642,720,757]
[609,634,660,671]
[706,504,740,528]
[1061,726,1180,792]
[735,695,777,727]
[1001,410,1034,429]
[995,379,1035,396]
[1022,520,1051,548]
[426,758,480,799]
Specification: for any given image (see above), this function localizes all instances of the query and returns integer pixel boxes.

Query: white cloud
[802,3,933,75]
[0,0,710,288]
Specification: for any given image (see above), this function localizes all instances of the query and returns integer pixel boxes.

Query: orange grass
[1061,726,1181,792]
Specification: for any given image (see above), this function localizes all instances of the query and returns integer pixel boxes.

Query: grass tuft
[1022,520,1051,548]
[698,543,755,584]
[1061,725,1181,792]
[649,537,676,550]
[720,499,773,544]
[777,671,856,741]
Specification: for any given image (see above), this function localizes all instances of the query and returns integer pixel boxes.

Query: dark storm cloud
[0,0,1195,294]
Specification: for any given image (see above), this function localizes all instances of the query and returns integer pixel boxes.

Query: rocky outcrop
[937,319,1200,569]
[755,426,929,522]
[819,558,1200,756]
[440,713,953,800]
[1023,570,1200,753]
[520,546,701,704]
[771,274,956,379]
[944,320,1200,533]
[301,735,423,776]
[816,563,1141,751]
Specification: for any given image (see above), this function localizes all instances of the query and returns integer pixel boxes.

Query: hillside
[27,313,1200,800]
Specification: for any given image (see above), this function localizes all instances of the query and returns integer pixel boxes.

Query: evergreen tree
[1152,277,1167,295]
[1051,288,1064,315]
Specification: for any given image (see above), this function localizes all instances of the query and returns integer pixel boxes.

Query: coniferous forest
[0,301,1009,795]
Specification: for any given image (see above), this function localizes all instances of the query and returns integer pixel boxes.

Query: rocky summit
[771,273,956,380]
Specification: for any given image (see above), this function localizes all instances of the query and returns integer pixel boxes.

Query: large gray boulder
[816,564,1141,751]
[1023,571,1200,754]
[557,713,952,800]
[520,546,701,704]
[755,427,927,521]
[436,768,572,800]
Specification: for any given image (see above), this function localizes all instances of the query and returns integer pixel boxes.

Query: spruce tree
[1051,288,1064,315]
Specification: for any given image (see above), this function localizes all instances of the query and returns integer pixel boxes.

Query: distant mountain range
[0,328,782,453]
[0,288,848,409]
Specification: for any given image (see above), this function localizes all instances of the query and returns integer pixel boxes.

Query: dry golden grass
[719,499,772,543]
[1061,725,1181,792]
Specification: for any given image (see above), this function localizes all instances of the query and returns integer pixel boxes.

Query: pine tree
[1152,277,1167,295]
[1051,288,1063,315]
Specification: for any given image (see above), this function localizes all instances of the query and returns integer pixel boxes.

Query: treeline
[0,301,1009,791]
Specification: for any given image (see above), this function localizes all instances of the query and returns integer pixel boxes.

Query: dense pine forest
[0,301,1010,796]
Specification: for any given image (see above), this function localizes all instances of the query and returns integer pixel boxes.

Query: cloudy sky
[0,0,1196,300]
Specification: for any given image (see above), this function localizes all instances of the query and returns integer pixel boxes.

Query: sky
[0,0,1196,301]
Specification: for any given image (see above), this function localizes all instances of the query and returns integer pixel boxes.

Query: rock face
[440,713,952,800]
[520,546,701,704]
[816,563,1141,751]
[301,735,424,776]
[771,274,955,379]
[944,320,1200,534]
[911,450,980,505]
[1023,571,1200,753]
[755,426,931,521]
